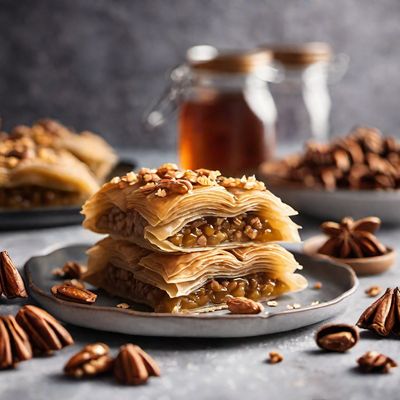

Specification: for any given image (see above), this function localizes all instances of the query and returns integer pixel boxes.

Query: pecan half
[357,287,400,336]
[0,315,32,369]
[114,344,160,385]
[51,284,97,304]
[52,261,87,279]
[0,251,27,299]
[316,324,359,352]
[16,305,74,354]
[357,351,397,373]
[64,343,113,378]
[226,296,264,314]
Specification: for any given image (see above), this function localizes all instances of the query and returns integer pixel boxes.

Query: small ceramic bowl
[303,235,396,276]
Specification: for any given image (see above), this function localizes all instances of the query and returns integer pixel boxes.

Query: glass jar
[145,46,278,176]
[261,42,348,156]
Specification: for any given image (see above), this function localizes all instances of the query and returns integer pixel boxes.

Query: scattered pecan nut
[0,250,28,299]
[64,343,113,378]
[268,351,283,364]
[316,324,359,352]
[365,285,382,297]
[318,216,387,259]
[357,351,397,373]
[226,296,264,314]
[114,344,160,385]
[16,305,74,354]
[357,287,400,336]
[51,284,97,304]
[0,315,32,369]
[52,261,87,279]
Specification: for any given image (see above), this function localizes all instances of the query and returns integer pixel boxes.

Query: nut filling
[106,264,288,313]
[0,186,83,208]
[168,214,281,248]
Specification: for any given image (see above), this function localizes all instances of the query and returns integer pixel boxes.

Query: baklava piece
[82,164,300,252]
[85,237,307,313]
[0,136,99,208]
[8,119,117,182]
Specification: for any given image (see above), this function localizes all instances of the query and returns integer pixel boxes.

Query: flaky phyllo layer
[85,237,307,313]
[82,164,301,252]
[0,135,100,208]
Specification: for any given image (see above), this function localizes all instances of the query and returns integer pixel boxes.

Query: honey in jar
[178,48,277,176]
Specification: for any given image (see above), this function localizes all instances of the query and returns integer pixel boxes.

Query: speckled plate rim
[25,243,359,322]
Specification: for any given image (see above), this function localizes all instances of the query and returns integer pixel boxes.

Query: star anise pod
[0,250,28,299]
[356,287,400,336]
[0,315,32,369]
[318,216,387,258]
[114,344,160,385]
[64,343,113,378]
[16,305,74,354]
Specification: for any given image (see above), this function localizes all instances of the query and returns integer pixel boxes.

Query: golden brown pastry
[0,135,99,208]
[85,237,307,313]
[9,119,117,182]
[82,164,300,252]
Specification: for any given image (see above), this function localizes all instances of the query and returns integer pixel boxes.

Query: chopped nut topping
[357,351,397,373]
[365,285,382,297]
[311,301,320,306]
[268,351,283,364]
[267,300,278,307]
[63,279,86,290]
[286,303,301,310]
[109,165,266,197]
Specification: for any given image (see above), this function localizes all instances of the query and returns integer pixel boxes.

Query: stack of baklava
[82,164,307,313]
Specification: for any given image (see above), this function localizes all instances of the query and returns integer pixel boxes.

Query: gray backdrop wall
[0,0,399,149]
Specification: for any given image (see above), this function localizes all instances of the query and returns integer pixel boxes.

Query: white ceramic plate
[269,186,400,224]
[25,244,358,338]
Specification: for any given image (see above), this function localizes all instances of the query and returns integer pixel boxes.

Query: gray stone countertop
[1,149,400,400]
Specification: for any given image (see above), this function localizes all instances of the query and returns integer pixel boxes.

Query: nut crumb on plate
[267,300,278,307]
[365,285,382,297]
[116,303,130,309]
[268,351,283,364]
[313,282,323,290]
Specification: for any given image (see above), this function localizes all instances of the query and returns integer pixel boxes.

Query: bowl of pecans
[303,216,396,275]
[259,127,400,223]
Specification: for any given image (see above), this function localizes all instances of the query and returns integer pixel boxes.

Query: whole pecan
[316,323,359,352]
[16,305,74,354]
[64,343,113,378]
[357,287,400,336]
[114,344,160,385]
[226,296,264,314]
[0,250,28,299]
[52,261,87,279]
[51,284,97,304]
[318,216,387,259]
[357,351,397,373]
[0,315,32,369]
